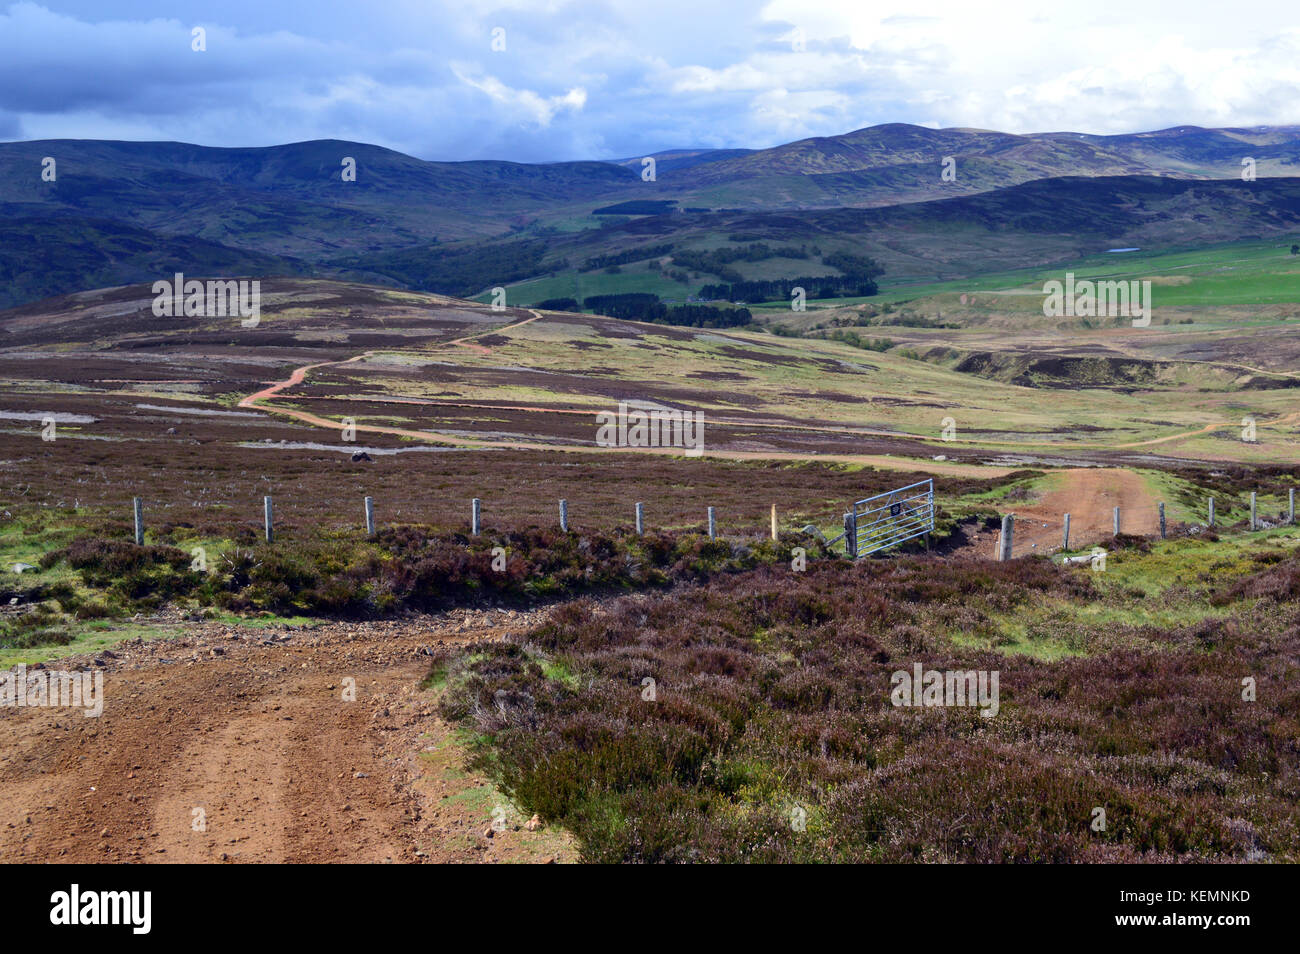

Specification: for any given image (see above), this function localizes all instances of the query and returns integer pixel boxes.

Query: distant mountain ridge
[2,122,1299,309]
[656,123,1300,209]
[682,123,1300,179]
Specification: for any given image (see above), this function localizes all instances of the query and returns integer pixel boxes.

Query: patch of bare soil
[0,610,577,864]
[995,467,1162,557]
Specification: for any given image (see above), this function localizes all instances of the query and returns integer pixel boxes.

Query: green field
[475,267,697,306]
[748,239,1300,311]
[483,237,1300,342]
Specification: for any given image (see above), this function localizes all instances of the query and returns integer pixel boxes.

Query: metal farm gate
[844,478,934,557]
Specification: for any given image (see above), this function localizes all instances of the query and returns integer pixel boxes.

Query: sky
[1,0,1297,162]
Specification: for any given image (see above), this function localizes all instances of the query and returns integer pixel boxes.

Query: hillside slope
[4,125,1300,308]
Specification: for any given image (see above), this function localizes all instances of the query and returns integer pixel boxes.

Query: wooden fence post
[471,498,480,536]
[1158,502,1166,540]
[1113,506,1121,536]
[999,514,1014,561]
[1208,497,1215,527]
[559,499,568,532]
[133,497,144,545]
[707,506,716,539]
[1250,492,1257,531]
[635,502,644,536]
[365,496,375,537]
[843,511,857,558]
[264,495,274,543]
[1290,488,1295,525]
[770,504,778,541]
[1062,512,1071,551]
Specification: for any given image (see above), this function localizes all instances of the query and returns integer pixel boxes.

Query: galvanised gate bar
[845,478,935,557]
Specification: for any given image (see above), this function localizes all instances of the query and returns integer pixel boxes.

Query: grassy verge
[0,620,186,668]
[3,516,842,655]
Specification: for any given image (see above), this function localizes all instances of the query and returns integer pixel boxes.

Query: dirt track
[994,467,1161,557]
[236,312,1010,478]
[235,307,1300,475]
[0,611,575,864]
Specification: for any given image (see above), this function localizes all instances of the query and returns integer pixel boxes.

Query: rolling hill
[4,123,1300,308]
[476,175,1300,303]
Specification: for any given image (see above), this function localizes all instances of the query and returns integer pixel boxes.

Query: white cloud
[1,0,1298,160]
[450,64,587,127]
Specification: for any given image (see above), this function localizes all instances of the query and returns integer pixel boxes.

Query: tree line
[670,243,811,283]
[699,274,878,302]
[581,293,752,327]
[582,244,675,271]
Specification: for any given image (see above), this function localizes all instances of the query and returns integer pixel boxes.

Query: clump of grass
[49,537,201,607]
[0,576,111,650]
[1211,552,1300,605]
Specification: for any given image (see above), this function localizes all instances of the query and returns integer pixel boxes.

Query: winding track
[237,310,1009,478]
[237,307,1297,471]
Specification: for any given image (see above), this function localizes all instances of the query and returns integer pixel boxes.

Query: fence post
[707,506,716,539]
[559,499,568,532]
[364,496,375,536]
[635,502,644,536]
[1250,492,1257,531]
[264,495,274,543]
[1158,502,1166,540]
[1290,488,1295,525]
[999,514,1014,561]
[1062,512,1071,551]
[770,504,778,541]
[843,511,857,558]
[1208,497,1215,527]
[133,497,144,545]
[1113,506,1121,536]
[471,498,481,536]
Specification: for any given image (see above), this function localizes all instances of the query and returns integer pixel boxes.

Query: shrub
[439,555,1300,863]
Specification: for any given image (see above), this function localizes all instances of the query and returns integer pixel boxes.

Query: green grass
[1093,525,1300,591]
[199,611,319,629]
[1,516,321,660]
[950,619,1088,661]
[949,524,1300,660]
[476,268,697,307]
[750,238,1300,310]
[540,657,581,689]
[958,470,1057,505]
[0,620,184,667]
[0,513,81,574]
